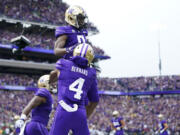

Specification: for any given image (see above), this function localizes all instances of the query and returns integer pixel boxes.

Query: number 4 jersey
[56,56,99,111]
[55,26,88,59]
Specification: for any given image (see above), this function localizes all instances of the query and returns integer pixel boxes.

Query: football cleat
[73,43,94,65]
[65,5,88,28]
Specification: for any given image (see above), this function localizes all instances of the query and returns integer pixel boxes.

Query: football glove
[160,129,165,134]
[15,119,25,128]
[15,114,27,128]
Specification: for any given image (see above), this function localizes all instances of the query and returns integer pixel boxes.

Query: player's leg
[24,121,48,135]
[49,105,70,135]
[71,108,90,135]
[115,130,123,135]
[160,131,168,135]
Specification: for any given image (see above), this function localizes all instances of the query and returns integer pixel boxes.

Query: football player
[155,114,169,135]
[15,75,53,135]
[111,111,125,135]
[49,43,99,135]
[54,5,88,59]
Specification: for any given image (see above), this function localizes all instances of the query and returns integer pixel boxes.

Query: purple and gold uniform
[24,88,53,135]
[50,56,99,135]
[159,120,168,135]
[55,26,88,59]
[111,117,124,135]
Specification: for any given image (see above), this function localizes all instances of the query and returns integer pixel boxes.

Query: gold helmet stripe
[80,43,88,57]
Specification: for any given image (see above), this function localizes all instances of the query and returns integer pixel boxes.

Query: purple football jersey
[31,88,53,126]
[50,56,98,135]
[55,26,88,59]
[55,56,99,108]
[158,120,168,135]
[111,117,123,130]
[160,120,166,129]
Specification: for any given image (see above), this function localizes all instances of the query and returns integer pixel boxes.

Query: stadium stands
[0,90,179,134]
[0,30,106,56]
[0,1,179,135]
[0,0,67,25]
[0,0,98,32]
[1,73,180,92]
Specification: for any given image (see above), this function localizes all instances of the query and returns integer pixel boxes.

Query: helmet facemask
[65,5,88,29]
[76,13,88,28]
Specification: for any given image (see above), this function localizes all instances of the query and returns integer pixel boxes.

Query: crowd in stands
[0,73,38,87]
[0,30,106,56]
[99,76,180,92]
[1,73,180,92]
[0,90,179,135]
[0,30,55,50]
[0,0,67,25]
[0,0,98,32]
[92,95,180,134]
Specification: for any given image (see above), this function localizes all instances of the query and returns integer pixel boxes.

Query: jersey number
[77,35,86,43]
[69,78,85,100]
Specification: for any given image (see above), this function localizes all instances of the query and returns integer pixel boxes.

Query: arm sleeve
[56,59,64,70]
[87,78,99,102]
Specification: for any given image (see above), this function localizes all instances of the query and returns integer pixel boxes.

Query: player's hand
[160,129,164,134]
[15,119,25,128]
[66,44,78,53]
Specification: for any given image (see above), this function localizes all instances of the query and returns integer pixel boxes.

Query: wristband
[20,114,27,120]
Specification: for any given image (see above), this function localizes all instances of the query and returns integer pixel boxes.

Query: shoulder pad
[55,26,74,38]
[36,88,50,99]
[56,59,72,70]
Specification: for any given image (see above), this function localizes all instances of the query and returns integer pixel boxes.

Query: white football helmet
[37,75,50,90]
[112,110,119,116]
[158,114,164,118]
[65,5,88,28]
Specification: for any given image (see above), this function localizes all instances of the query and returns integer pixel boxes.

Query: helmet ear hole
[69,17,73,20]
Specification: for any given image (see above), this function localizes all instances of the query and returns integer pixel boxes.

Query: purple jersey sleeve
[56,59,63,70]
[87,77,99,102]
[161,120,166,124]
[35,88,50,99]
[55,59,69,71]
[55,26,73,38]
[119,117,123,122]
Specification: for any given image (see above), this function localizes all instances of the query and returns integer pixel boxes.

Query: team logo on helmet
[73,43,94,64]
[37,75,50,90]
[65,5,88,28]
